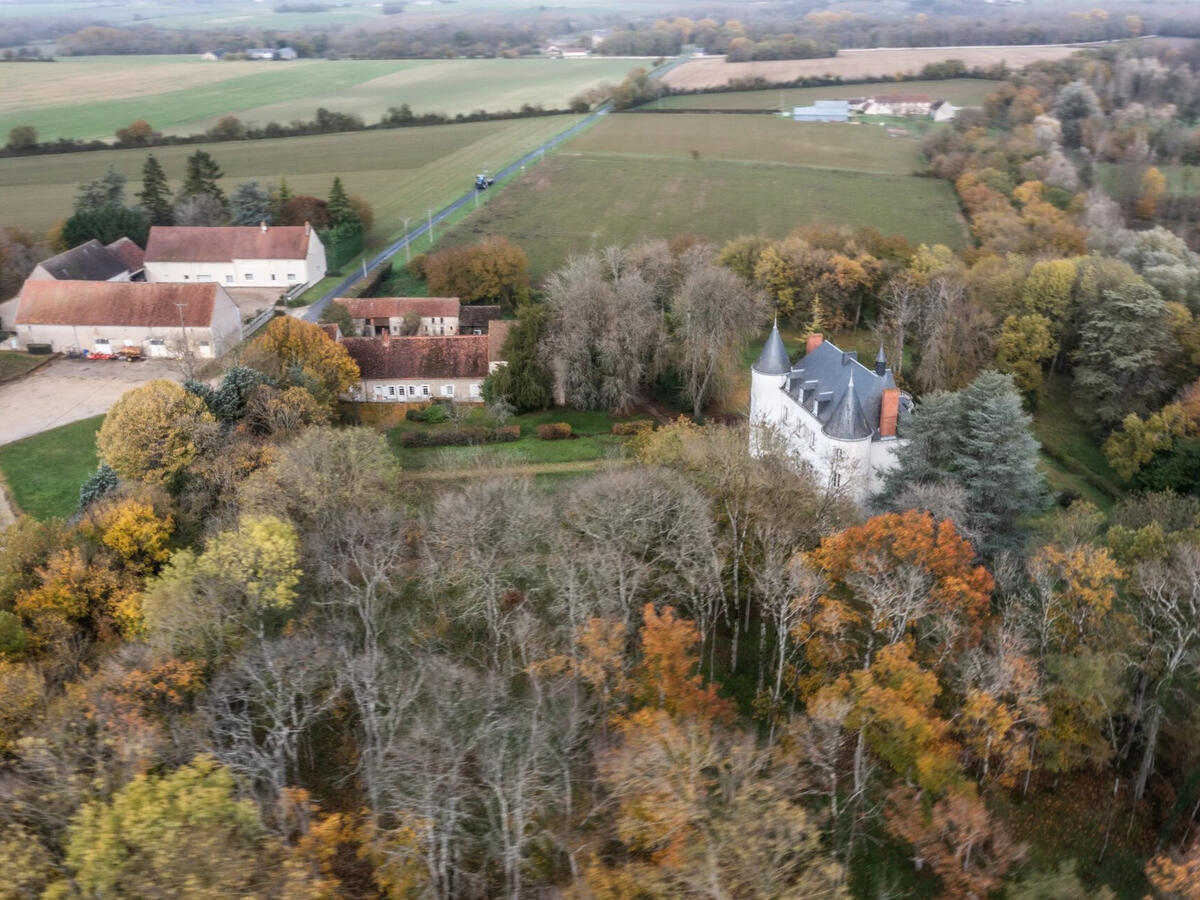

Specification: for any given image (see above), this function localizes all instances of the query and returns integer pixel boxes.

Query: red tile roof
[341,335,489,379]
[318,323,342,341]
[16,280,222,328]
[105,237,145,272]
[340,297,460,319]
[144,225,311,263]
[459,304,501,327]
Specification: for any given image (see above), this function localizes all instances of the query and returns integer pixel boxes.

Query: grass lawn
[0,415,101,520]
[0,56,638,142]
[438,154,964,281]
[0,115,581,240]
[0,352,49,383]
[571,113,928,174]
[386,408,636,471]
[653,77,997,111]
[1032,375,1126,509]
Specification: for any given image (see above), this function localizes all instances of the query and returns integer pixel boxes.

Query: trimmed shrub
[398,425,519,447]
[425,404,447,424]
[612,420,654,436]
[536,422,572,441]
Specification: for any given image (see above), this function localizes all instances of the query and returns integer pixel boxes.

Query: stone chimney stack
[260,220,268,233]
[879,388,900,437]
[806,332,824,356]
[304,220,311,235]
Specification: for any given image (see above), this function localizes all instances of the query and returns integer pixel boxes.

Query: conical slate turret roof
[824,371,873,440]
[753,320,790,375]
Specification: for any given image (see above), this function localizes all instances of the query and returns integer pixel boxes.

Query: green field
[653,78,997,110]
[0,415,101,520]
[386,408,631,470]
[1,56,637,142]
[438,112,965,278]
[0,115,581,239]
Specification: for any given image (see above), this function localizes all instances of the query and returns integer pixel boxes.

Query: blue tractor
[474,172,494,190]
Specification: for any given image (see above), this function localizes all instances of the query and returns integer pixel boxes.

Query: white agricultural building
[792,99,851,122]
[13,280,242,359]
[144,224,326,291]
[749,325,912,502]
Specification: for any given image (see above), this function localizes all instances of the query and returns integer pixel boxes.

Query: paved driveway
[0,357,181,446]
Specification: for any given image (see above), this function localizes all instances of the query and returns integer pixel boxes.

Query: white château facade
[749,325,912,502]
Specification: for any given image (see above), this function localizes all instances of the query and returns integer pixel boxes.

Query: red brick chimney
[879,388,900,437]
[806,332,824,355]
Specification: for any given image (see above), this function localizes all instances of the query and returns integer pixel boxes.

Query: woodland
[6,36,1200,900]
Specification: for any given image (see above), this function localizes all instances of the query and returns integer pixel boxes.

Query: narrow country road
[301,56,690,321]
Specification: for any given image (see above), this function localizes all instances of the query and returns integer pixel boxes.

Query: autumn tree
[886,785,1025,897]
[995,314,1055,392]
[424,236,531,308]
[57,755,274,898]
[1137,166,1168,220]
[97,380,216,485]
[245,316,360,406]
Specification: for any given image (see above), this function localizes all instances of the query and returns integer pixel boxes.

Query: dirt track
[661,44,1094,91]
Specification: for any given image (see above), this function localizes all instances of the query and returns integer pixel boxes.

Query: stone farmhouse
[25,238,144,283]
[340,297,502,338]
[858,94,956,120]
[341,322,511,403]
[144,223,326,291]
[13,281,242,359]
[749,325,912,502]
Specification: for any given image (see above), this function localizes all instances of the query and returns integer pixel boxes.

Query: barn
[14,280,242,358]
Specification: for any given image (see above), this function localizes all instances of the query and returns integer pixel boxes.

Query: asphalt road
[301,56,689,321]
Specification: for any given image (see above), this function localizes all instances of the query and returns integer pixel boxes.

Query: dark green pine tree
[326,176,356,227]
[136,154,174,225]
[180,150,225,205]
[880,370,1047,554]
[480,304,553,412]
[270,176,294,222]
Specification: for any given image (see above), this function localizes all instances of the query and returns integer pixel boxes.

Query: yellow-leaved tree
[246,316,360,407]
[97,380,215,484]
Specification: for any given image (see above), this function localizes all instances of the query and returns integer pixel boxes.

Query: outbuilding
[14,280,242,358]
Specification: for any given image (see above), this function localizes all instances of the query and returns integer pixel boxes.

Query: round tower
[749,319,791,454]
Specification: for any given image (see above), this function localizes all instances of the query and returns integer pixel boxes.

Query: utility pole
[174,301,194,380]
[427,208,433,246]
[402,217,411,262]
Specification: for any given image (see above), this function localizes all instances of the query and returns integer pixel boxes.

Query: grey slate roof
[783,338,901,441]
[753,321,791,375]
[38,239,130,281]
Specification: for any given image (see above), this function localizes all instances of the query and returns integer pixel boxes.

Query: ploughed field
[661,43,1099,91]
[0,55,636,142]
[0,116,581,239]
[437,112,966,279]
